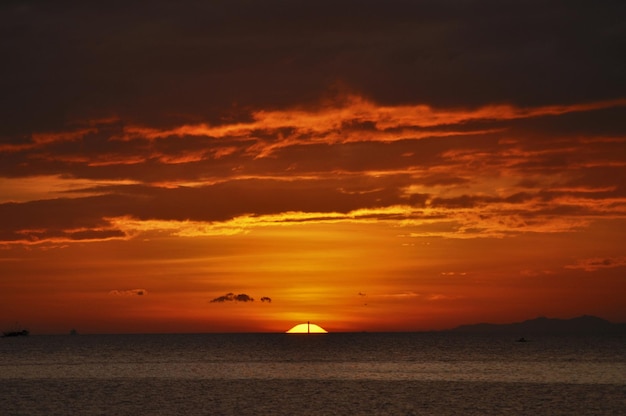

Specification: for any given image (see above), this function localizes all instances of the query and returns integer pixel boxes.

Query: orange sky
[1,1,626,333]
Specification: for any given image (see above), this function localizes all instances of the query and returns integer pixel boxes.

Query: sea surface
[1,332,624,415]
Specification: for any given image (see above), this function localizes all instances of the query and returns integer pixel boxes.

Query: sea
[1,332,624,415]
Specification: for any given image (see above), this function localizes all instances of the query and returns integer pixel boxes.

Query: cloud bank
[0,1,624,247]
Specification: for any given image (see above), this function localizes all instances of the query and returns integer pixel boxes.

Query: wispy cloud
[565,257,626,272]
[109,289,147,296]
[375,291,461,302]
[380,291,421,299]
[23,96,623,163]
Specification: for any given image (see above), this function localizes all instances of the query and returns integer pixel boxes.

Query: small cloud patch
[382,291,420,298]
[210,293,273,303]
[210,292,253,303]
[109,289,147,296]
[426,294,462,301]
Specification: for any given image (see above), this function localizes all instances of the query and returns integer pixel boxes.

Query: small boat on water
[2,329,29,337]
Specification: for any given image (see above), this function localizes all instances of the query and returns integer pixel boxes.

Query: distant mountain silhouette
[450,315,626,335]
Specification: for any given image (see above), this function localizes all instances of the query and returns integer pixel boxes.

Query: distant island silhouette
[449,315,626,335]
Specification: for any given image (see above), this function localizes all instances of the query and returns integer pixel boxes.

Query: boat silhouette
[2,322,29,337]
[2,329,29,337]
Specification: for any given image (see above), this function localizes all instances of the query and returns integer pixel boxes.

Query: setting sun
[286,322,328,334]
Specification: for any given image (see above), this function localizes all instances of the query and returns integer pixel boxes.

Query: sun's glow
[286,322,328,334]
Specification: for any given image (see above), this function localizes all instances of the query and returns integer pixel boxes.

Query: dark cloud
[0,195,130,242]
[1,1,625,137]
[260,297,272,303]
